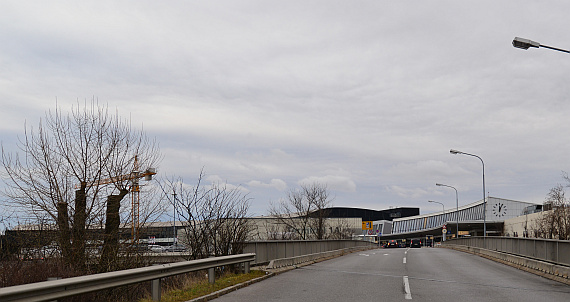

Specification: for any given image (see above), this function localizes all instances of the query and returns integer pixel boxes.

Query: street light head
[428,200,435,203]
[436,183,443,186]
[450,149,462,155]
[512,37,540,50]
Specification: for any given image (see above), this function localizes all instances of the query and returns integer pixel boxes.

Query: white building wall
[485,197,535,221]
[246,217,362,240]
[503,211,544,237]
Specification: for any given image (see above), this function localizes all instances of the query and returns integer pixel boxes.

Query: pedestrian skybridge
[383,197,538,239]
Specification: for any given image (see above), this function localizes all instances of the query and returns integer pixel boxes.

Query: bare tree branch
[1,100,161,272]
[268,182,333,240]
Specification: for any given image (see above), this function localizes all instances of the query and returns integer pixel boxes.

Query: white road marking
[403,276,412,299]
[403,257,407,264]
[359,253,369,256]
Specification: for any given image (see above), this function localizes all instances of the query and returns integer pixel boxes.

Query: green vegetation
[139,270,266,302]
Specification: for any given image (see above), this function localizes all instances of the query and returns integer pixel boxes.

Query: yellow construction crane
[77,156,157,242]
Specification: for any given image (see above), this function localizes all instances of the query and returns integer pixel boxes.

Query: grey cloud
[2,1,570,218]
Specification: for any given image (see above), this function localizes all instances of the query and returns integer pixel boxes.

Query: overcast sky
[2,1,570,219]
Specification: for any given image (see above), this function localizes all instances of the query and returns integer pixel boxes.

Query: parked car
[148,245,165,253]
[386,240,400,248]
[20,246,61,260]
[164,244,187,252]
[410,238,422,248]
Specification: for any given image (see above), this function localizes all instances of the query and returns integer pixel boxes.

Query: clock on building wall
[492,202,507,217]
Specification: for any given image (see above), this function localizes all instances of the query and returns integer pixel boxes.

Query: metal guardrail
[243,239,375,264]
[444,237,570,266]
[0,253,255,302]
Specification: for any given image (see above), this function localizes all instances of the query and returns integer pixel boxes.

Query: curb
[186,272,275,302]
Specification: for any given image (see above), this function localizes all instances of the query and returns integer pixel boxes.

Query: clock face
[492,202,507,217]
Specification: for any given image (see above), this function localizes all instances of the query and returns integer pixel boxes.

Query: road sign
[442,229,447,234]
[442,225,447,229]
[362,221,373,230]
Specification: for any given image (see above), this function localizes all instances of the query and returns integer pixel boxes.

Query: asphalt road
[212,247,570,301]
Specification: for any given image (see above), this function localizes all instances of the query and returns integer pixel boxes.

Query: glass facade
[390,198,527,234]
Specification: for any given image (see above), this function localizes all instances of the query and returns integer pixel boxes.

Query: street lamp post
[450,149,487,238]
[429,200,446,241]
[512,37,570,53]
[436,183,459,239]
[172,191,177,246]
[428,200,445,215]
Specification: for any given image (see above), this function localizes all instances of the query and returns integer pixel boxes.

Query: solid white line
[403,276,412,299]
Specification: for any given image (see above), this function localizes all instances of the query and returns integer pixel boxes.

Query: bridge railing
[243,239,376,265]
[444,237,570,266]
[0,253,255,302]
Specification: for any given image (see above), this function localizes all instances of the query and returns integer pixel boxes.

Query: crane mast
[131,158,141,243]
[78,156,156,243]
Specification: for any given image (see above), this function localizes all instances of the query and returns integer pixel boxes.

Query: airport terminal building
[3,198,543,254]
[247,206,419,240]
[385,197,541,240]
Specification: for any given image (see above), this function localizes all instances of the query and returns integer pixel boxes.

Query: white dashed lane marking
[403,276,412,299]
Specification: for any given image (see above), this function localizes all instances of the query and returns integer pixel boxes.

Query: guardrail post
[556,241,559,263]
[208,267,215,284]
[244,261,250,274]
[151,278,161,301]
[47,277,61,302]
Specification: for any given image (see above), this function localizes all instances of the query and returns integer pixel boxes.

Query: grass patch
[139,270,266,302]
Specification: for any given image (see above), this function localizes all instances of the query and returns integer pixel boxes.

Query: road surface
[213,247,570,301]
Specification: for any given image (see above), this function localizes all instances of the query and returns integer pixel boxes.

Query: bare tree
[268,182,332,240]
[533,183,570,240]
[158,170,251,260]
[259,219,294,240]
[304,183,332,240]
[268,189,311,240]
[1,101,161,272]
[325,218,354,240]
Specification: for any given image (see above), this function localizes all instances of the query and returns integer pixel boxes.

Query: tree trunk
[71,187,87,271]
[99,189,129,272]
[56,202,72,267]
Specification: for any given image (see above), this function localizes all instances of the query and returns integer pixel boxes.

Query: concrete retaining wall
[446,237,570,266]
[445,244,570,285]
[243,240,375,265]
[266,246,373,269]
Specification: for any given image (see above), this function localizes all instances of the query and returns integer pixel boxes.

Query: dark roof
[312,207,420,221]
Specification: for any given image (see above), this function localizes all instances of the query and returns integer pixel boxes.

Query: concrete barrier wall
[243,240,375,265]
[266,246,371,269]
[444,237,570,266]
[445,244,569,284]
